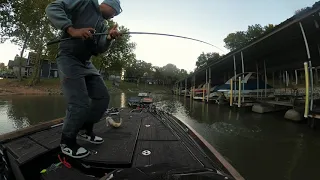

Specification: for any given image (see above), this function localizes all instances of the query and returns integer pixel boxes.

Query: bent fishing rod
[46,32,225,52]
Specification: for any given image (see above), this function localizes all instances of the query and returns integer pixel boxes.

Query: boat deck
[1,108,235,180]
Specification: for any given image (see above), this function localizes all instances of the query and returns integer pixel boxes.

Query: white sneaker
[60,143,90,159]
[77,132,104,144]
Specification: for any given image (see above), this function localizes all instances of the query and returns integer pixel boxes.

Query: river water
[0,93,319,180]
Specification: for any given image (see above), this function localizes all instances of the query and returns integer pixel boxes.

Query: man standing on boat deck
[45,0,122,159]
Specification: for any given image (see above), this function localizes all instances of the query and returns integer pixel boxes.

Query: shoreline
[0,79,171,96]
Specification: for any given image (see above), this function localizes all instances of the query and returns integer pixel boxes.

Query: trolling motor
[46,31,225,52]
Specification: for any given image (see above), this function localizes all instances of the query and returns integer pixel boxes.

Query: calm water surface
[0,94,320,180]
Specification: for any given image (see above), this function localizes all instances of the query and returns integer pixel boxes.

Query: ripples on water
[155,96,320,180]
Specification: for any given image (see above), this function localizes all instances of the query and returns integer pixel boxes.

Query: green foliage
[294,7,310,15]
[105,20,136,73]
[0,63,6,72]
[223,24,275,51]
[195,52,220,70]
[91,19,136,75]
[0,0,59,84]
[123,62,188,86]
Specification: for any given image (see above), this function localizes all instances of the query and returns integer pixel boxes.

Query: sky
[0,0,317,72]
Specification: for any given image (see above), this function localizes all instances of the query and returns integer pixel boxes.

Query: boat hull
[0,107,242,180]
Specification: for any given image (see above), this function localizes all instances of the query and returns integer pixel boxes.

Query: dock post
[238,76,242,108]
[193,75,196,99]
[233,55,237,102]
[185,79,187,97]
[285,71,289,87]
[264,60,267,98]
[273,72,275,88]
[175,83,177,95]
[295,70,298,85]
[177,83,179,95]
[315,67,318,86]
[309,61,314,111]
[304,62,310,118]
[230,79,233,106]
[204,69,207,102]
[256,62,259,99]
[192,86,194,99]
[299,22,311,60]
[207,67,211,103]
[300,21,313,113]
[241,51,245,103]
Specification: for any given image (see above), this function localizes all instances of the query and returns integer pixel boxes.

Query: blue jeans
[57,52,110,141]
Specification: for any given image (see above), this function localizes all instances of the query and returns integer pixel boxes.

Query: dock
[0,108,241,180]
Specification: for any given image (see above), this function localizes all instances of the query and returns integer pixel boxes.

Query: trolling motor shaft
[46,32,224,52]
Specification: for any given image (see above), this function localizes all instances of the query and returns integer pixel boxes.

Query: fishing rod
[46,32,225,52]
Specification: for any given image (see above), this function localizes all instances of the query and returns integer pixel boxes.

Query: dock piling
[304,62,310,118]
[230,79,233,106]
[238,76,242,108]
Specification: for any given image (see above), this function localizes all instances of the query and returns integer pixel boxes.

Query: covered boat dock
[174,2,320,125]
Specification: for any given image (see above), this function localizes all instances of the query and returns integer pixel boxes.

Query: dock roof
[178,1,320,86]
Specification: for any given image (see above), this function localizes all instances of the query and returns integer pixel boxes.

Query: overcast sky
[0,0,317,72]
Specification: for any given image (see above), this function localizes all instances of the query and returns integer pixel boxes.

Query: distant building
[7,53,59,78]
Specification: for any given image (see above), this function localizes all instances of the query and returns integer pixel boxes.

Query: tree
[103,20,136,75]
[152,66,164,85]
[124,59,153,86]
[0,63,5,72]
[223,31,247,51]
[0,0,58,84]
[177,69,188,80]
[264,24,275,33]
[195,52,220,70]
[246,24,265,41]
[92,20,136,77]
[223,24,275,51]
[26,0,59,85]
[295,7,310,15]
[0,0,30,81]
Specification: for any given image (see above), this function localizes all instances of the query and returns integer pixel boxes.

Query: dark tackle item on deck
[101,163,231,180]
[40,162,230,180]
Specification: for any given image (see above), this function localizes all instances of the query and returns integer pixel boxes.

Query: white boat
[208,72,274,99]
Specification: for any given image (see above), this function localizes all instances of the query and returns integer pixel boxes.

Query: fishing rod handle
[46,37,73,46]
[46,33,109,46]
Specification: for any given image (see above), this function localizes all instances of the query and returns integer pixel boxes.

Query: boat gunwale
[0,118,64,144]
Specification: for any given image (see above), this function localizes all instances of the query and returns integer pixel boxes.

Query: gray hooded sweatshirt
[46,0,113,62]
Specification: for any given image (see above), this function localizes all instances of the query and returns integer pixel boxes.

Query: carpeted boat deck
[2,108,219,180]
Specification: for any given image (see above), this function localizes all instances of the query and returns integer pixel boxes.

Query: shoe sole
[77,136,104,145]
[61,149,90,159]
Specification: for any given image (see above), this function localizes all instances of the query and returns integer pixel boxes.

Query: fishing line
[46,32,225,53]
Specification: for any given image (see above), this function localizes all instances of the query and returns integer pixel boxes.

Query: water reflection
[120,93,126,108]
[0,95,67,134]
[157,96,320,180]
[0,93,136,135]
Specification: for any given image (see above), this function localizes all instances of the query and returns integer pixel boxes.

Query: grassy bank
[0,78,171,96]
